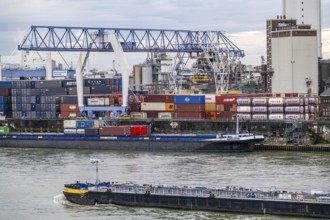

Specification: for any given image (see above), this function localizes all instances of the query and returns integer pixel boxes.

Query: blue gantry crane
[18,25,245,117]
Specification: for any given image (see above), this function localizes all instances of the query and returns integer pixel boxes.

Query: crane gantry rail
[17,26,245,117]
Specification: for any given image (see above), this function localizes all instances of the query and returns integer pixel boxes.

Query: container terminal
[1,1,330,150]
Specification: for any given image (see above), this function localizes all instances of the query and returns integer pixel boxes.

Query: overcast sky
[0,0,329,68]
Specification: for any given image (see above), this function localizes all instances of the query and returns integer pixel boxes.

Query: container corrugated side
[268,114,284,120]
[268,98,284,106]
[60,104,79,112]
[141,102,166,111]
[252,114,268,120]
[284,98,304,106]
[237,106,251,113]
[205,94,216,103]
[285,114,304,120]
[99,126,131,136]
[252,106,267,113]
[284,106,304,113]
[236,98,251,106]
[130,112,147,120]
[174,95,205,104]
[144,94,174,103]
[237,113,251,120]
[158,112,173,119]
[174,104,205,112]
[76,120,94,129]
[63,120,77,128]
[252,98,267,106]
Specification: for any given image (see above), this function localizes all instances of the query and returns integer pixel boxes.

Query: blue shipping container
[174,95,205,104]
[0,81,13,89]
[76,120,94,129]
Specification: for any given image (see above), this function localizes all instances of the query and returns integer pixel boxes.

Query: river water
[0,148,329,220]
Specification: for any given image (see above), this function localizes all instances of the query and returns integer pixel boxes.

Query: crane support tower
[18,26,244,116]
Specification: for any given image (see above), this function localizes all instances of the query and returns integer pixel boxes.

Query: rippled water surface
[0,148,329,220]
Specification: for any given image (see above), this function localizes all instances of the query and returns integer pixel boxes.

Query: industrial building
[282,0,322,58]
[266,0,321,96]
[270,21,318,95]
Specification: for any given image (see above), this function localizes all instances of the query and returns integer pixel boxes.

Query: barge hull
[0,136,255,152]
[64,191,330,218]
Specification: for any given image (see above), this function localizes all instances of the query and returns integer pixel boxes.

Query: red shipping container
[0,88,11,96]
[59,111,79,118]
[99,126,131,136]
[130,125,147,136]
[216,111,235,120]
[60,104,80,112]
[216,95,238,104]
[129,103,141,112]
[144,111,162,118]
[174,104,205,112]
[144,94,174,103]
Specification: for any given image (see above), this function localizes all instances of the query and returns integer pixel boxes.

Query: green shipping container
[0,126,9,134]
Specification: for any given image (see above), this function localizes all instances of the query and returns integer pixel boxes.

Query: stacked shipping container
[0,78,321,121]
[174,95,206,119]
[0,79,123,119]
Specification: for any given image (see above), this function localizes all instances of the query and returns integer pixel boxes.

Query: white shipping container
[158,112,173,119]
[205,94,216,103]
[252,114,268,120]
[285,114,304,120]
[308,105,319,114]
[104,97,110,106]
[67,113,78,118]
[252,106,267,113]
[285,106,304,113]
[284,97,304,105]
[305,106,309,113]
[237,113,251,120]
[268,98,283,105]
[130,112,147,119]
[236,98,251,105]
[141,102,166,111]
[268,114,284,120]
[305,114,310,120]
[268,106,284,113]
[63,120,76,128]
[305,97,319,104]
[252,98,268,105]
[64,129,77,134]
[237,106,251,113]
[87,98,105,106]
[76,129,85,134]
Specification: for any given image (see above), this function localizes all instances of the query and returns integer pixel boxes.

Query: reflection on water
[0,148,329,220]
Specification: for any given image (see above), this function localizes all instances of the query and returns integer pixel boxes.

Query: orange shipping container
[165,103,174,111]
[206,112,217,120]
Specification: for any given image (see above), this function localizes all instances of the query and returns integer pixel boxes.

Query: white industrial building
[271,24,318,95]
[282,0,322,58]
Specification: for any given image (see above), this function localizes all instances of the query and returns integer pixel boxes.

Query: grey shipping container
[85,128,99,136]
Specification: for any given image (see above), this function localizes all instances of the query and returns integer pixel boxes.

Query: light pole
[91,158,103,184]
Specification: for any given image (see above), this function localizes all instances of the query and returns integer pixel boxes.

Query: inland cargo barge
[0,131,264,152]
[63,179,330,218]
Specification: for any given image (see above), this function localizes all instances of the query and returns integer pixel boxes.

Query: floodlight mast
[90,158,103,184]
